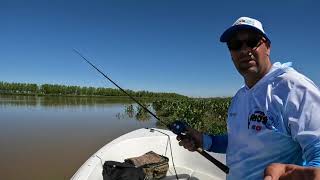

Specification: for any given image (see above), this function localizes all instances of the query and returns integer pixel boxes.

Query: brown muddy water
[0,95,157,180]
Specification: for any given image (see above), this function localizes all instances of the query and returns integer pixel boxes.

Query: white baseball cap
[220,17,270,43]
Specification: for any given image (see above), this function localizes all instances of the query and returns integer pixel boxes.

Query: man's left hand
[264,163,320,180]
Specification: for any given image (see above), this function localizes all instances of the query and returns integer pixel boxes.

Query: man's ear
[265,41,271,56]
[265,41,271,48]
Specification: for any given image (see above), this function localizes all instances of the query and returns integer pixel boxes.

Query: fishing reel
[169,120,196,145]
[168,120,230,174]
[169,120,188,135]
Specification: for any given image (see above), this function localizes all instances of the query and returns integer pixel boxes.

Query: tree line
[0,81,187,98]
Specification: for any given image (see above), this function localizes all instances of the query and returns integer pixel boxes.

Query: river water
[0,95,157,180]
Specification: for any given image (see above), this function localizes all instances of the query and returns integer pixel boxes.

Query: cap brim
[220,25,270,43]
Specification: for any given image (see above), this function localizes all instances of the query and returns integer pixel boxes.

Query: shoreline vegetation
[0,81,186,99]
[0,81,230,134]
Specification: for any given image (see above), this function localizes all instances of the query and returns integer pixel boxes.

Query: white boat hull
[71,128,226,180]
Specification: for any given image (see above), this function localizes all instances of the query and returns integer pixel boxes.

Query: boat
[71,128,226,180]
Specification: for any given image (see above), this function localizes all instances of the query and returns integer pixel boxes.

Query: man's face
[227,29,271,80]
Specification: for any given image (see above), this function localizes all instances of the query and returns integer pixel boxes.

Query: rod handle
[196,148,229,174]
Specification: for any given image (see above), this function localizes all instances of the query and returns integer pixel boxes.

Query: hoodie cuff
[202,133,212,150]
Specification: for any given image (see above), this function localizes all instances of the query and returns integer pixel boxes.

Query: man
[177,17,320,180]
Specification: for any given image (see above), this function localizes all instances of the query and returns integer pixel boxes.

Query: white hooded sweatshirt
[225,62,320,179]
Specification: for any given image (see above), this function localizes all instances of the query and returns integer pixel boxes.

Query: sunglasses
[227,36,264,51]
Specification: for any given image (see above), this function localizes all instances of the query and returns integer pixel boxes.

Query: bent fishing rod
[73,49,229,174]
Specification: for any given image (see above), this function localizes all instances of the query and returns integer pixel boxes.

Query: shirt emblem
[248,109,278,132]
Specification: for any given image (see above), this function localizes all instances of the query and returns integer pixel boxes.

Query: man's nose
[239,43,251,55]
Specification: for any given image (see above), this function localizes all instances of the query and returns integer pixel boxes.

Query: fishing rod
[73,49,229,174]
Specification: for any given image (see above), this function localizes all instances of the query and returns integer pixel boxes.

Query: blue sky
[1,0,319,97]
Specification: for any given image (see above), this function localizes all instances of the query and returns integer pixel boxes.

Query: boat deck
[72,128,226,180]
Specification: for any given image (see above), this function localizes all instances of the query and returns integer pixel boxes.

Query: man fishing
[177,17,320,180]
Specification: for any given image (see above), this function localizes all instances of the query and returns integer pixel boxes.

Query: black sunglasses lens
[227,40,242,50]
[247,37,260,48]
[227,36,261,50]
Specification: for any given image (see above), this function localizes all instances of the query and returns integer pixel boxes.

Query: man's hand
[176,127,202,152]
[264,163,320,180]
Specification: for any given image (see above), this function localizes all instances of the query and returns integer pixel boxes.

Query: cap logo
[234,18,255,26]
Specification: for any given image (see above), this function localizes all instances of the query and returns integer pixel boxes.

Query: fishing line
[148,128,179,180]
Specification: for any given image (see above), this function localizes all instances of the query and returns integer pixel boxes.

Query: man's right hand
[264,163,320,180]
[176,127,203,152]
